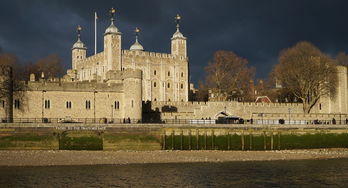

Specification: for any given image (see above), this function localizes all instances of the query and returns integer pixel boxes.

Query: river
[1,159,347,187]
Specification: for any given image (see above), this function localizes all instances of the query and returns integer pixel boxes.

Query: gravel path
[1,149,348,166]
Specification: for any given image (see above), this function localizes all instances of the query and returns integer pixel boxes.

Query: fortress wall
[151,101,303,120]
[121,50,189,102]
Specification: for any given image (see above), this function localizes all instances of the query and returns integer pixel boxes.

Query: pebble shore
[1,149,348,166]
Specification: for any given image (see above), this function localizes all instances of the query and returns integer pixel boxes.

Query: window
[154,82,157,87]
[114,101,120,109]
[319,103,322,110]
[168,71,170,76]
[154,70,156,75]
[14,99,20,109]
[167,83,170,88]
[181,72,184,77]
[45,100,50,109]
[66,101,72,109]
[86,100,91,109]
[180,84,183,89]
[131,100,134,108]
[154,98,157,101]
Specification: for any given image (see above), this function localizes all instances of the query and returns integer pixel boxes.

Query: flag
[95,12,98,20]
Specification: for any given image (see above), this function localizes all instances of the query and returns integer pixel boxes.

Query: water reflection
[0,159,348,187]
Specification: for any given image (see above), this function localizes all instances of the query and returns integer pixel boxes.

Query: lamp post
[93,91,97,123]
[288,108,291,125]
[111,104,114,123]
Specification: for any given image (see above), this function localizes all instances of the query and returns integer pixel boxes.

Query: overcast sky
[1,0,348,84]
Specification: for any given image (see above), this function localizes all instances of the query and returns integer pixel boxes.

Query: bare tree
[205,50,255,101]
[30,54,64,79]
[0,53,27,122]
[272,41,338,113]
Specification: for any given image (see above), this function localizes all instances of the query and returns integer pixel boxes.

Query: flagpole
[94,12,97,55]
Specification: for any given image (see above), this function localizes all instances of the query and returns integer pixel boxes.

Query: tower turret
[104,8,122,72]
[72,25,87,70]
[171,14,187,57]
[130,27,144,51]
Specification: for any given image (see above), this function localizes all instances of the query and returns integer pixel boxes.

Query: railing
[0,118,347,125]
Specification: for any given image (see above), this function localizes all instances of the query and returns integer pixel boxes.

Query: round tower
[123,69,142,122]
[104,8,122,72]
[72,25,87,70]
[171,14,187,57]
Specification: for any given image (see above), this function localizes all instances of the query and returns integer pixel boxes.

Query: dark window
[319,103,322,110]
[154,70,156,75]
[114,101,120,109]
[45,100,50,109]
[181,84,183,89]
[14,99,20,109]
[131,100,134,108]
[86,100,91,109]
[66,101,72,109]
[154,98,157,101]
[167,83,170,88]
[154,82,157,87]
[181,72,184,77]
[168,71,170,76]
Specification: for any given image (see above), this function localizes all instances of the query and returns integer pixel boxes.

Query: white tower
[72,25,87,70]
[104,8,122,71]
[171,14,187,57]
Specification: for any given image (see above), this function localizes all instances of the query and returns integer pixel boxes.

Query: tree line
[195,41,344,113]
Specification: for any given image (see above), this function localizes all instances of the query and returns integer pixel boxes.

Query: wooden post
[263,131,266,150]
[163,133,166,150]
[241,131,245,151]
[189,130,191,150]
[271,132,273,150]
[212,130,215,150]
[278,132,281,150]
[249,133,252,150]
[171,131,174,150]
[204,131,207,150]
[180,130,183,150]
[227,132,230,150]
[196,129,199,150]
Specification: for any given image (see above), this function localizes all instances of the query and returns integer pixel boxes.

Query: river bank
[1,149,348,166]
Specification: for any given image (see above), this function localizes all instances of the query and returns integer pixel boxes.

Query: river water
[0,159,347,187]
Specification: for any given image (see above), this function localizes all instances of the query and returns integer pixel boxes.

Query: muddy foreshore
[0,149,348,166]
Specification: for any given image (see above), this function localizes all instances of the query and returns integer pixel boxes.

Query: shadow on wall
[161,105,178,113]
[142,101,162,123]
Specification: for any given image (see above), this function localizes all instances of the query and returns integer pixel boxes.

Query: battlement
[76,51,104,65]
[122,50,188,61]
[27,80,123,92]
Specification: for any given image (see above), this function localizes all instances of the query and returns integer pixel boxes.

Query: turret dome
[130,41,144,51]
[72,39,87,50]
[130,27,144,51]
[105,22,120,35]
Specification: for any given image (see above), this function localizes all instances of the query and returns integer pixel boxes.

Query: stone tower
[71,25,87,70]
[104,8,122,72]
[171,14,187,57]
[123,69,143,121]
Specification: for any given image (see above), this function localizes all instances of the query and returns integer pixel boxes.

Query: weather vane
[110,8,116,21]
[77,25,82,39]
[175,14,181,29]
[135,27,140,36]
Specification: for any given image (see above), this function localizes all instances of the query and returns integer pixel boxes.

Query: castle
[1,8,348,123]
[65,9,189,102]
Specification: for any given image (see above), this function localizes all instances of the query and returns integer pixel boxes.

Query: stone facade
[0,69,142,121]
[68,12,189,102]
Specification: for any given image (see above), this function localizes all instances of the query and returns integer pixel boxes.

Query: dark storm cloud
[1,0,348,83]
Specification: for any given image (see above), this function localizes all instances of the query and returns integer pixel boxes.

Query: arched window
[154,70,156,75]
[181,72,184,77]
[167,83,170,88]
[180,84,183,89]
[154,82,157,87]
[168,71,170,76]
